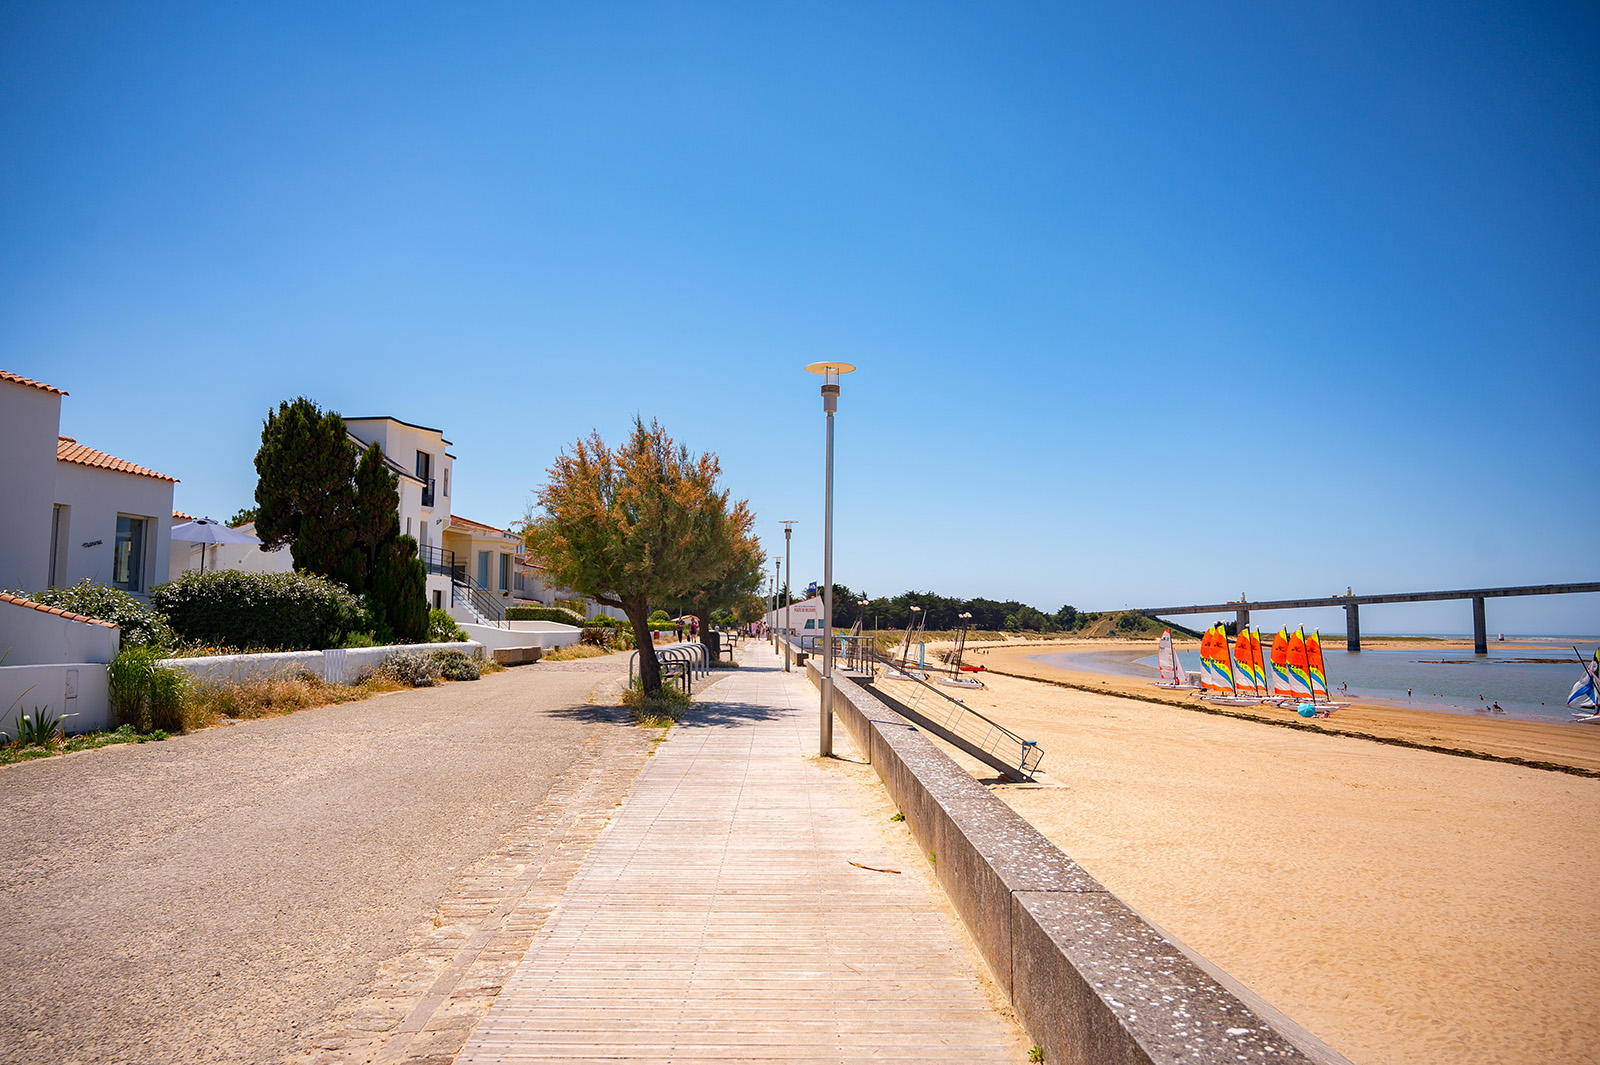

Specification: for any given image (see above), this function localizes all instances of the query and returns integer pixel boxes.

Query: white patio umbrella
[170,517,262,573]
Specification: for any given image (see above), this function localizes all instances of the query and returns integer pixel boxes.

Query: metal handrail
[419,543,455,576]
[450,571,507,625]
[865,645,1044,779]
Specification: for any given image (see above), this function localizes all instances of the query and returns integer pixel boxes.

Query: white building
[1,370,176,599]
[166,511,292,582]
[344,416,456,611]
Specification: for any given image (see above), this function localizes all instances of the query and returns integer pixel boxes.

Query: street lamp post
[780,521,797,672]
[772,560,781,652]
[804,361,856,756]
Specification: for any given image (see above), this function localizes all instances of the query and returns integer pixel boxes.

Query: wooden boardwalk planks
[457,650,1027,1065]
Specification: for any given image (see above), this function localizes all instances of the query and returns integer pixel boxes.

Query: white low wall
[0,663,112,736]
[160,641,486,686]
[0,595,121,665]
[459,621,581,651]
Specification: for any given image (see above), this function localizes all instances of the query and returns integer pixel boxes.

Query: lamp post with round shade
[804,361,855,756]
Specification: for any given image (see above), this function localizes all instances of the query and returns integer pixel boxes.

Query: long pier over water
[1137,582,1600,653]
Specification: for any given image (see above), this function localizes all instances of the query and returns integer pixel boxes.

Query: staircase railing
[451,571,507,625]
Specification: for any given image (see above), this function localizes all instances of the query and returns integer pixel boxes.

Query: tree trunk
[628,602,661,695]
[697,609,713,656]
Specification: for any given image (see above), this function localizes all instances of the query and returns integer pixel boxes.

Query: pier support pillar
[1235,608,1250,634]
[1345,603,1361,652]
[1473,596,1488,655]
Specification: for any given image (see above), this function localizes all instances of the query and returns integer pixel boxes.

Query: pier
[1136,582,1600,653]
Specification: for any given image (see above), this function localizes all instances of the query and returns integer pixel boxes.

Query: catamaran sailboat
[1155,630,1197,689]
[1569,647,1600,723]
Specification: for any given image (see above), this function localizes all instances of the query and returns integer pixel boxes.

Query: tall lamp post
[780,521,797,671]
[804,361,855,756]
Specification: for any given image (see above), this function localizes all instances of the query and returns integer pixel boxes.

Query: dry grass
[542,643,615,662]
[184,673,404,727]
[621,682,692,727]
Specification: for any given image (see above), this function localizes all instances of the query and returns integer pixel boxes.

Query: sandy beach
[874,640,1600,1065]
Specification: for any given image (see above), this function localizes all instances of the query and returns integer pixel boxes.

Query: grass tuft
[622,681,692,727]
[542,643,614,662]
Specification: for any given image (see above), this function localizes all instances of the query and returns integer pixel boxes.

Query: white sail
[1158,630,1192,687]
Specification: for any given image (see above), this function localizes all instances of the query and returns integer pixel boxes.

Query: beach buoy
[1297,704,1316,718]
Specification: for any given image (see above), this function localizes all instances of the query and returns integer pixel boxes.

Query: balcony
[418,543,455,576]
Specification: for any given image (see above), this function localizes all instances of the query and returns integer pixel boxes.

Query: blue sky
[3,2,1596,634]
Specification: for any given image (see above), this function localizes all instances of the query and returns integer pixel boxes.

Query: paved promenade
[458,643,1028,1065]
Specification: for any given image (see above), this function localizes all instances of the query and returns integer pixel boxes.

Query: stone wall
[811,664,1351,1065]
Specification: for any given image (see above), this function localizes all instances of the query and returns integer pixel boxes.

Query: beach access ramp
[866,666,1044,782]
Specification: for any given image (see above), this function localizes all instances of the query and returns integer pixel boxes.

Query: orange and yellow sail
[1306,630,1329,700]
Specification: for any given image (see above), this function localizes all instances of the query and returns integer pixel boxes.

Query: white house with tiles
[1,370,177,599]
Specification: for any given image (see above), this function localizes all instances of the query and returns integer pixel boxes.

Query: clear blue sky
[3,2,1596,634]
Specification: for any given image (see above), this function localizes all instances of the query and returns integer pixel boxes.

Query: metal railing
[450,571,507,625]
[629,641,711,691]
[419,543,455,577]
[786,632,876,674]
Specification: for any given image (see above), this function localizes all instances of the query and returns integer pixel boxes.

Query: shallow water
[1031,638,1600,723]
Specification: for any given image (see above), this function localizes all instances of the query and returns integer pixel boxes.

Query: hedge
[9,580,176,650]
[150,570,361,651]
[504,606,586,626]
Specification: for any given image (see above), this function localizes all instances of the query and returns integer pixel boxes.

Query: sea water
[1031,638,1600,723]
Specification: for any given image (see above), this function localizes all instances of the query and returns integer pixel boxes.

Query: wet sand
[879,644,1600,1065]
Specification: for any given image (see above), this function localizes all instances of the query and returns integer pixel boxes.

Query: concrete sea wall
[810,664,1351,1065]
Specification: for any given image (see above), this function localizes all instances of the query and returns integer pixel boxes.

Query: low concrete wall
[162,642,485,686]
[811,665,1350,1065]
[458,621,581,651]
[0,594,121,665]
[0,663,112,736]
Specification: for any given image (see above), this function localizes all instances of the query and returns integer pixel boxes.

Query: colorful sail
[1233,628,1260,696]
[1270,628,1295,697]
[1569,649,1600,710]
[1286,628,1313,698]
[1200,624,1231,692]
[1216,626,1237,693]
[1251,629,1268,696]
[1306,630,1329,700]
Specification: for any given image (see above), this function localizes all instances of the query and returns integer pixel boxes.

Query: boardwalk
[458,645,1028,1065]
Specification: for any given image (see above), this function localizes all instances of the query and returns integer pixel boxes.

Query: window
[499,552,510,591]
[113,516,145,591]
[477,551,489,588]
[415,450,431,482]
[433,590,443,610]
[406,517,412,536]
[49,505,69,587]
[443,467,450,498]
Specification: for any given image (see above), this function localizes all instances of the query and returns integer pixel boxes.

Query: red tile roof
[173,509,196,521]
[0,369,67,395]
[57,436,178,482]
[0,591,119,629]
[449,514,515,537]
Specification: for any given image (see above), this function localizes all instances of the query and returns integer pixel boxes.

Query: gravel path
[0,661,630,1065]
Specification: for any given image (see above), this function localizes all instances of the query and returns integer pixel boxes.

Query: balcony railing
[419,543,455,576]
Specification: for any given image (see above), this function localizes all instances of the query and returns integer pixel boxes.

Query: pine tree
[252,398,357,577]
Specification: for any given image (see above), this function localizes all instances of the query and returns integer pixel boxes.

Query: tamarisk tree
[524,418,747,695]
[666,500,765,655]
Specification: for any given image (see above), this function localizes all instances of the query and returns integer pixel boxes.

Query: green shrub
[427,609,467,643]
[342,631,379,648]
[373,649,437,687]
[8,580,174,650]
[649,609,670,622]
[431,649,481,681]
[504,606,585,626]
[150,570,361,651]
[106,647,189,732]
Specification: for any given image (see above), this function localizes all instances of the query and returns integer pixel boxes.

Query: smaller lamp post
[780,521,797,672]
